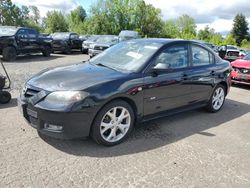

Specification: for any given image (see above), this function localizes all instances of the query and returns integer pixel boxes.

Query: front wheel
[206,84,226,113]
[3,47,17,61]
[0,91,11,104]
[91,100,134,146]
[42,46,52,57]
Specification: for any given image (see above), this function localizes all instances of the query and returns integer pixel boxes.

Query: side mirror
[150,63,171,77]
[153,63,170,70]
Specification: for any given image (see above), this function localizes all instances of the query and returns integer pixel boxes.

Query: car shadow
[40,99,250,158]
[0,98,17,109]
[232,84,250,90]
[52,51,85,56]
[0,54,65,63]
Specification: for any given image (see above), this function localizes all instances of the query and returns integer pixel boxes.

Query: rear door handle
[182,73,189,80]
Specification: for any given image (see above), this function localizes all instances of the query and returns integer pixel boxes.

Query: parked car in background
[51,32,82,54]
[118,30,140,41]
[0,26,53,61]
[82,35,100,54]
[18,39,231,146]
[88,35,119,57]
[79,35,90,42]
[231,53,250,85]
[218,45,241,61]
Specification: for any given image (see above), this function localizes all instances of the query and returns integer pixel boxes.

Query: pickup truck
[0,26,53,61]
[51,32,82,54]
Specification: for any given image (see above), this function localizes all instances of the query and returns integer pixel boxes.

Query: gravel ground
[0,53,250,188]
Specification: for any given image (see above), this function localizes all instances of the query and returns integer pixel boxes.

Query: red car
[231,53,250,85]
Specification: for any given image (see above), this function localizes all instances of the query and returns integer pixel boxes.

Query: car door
[143,43,193,116]
[69,33,80,49]
[16,29,29,53]
[27,29,40,52]
[188,44,216,103]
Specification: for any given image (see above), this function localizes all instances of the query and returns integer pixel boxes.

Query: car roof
[53,32,77,34]
[130,38,199,45]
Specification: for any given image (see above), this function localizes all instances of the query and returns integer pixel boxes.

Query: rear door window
[192,45,214,66]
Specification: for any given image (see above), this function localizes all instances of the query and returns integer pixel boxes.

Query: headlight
[44,91,89,106]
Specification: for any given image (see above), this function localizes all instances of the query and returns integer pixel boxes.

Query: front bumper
[88,49,102,57]
[231,71,250,85]
[18,97,95,139]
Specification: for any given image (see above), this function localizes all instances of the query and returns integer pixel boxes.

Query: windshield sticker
[126,51,143,59]
[144,46,158,50]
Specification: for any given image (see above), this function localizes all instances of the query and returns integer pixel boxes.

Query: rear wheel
[91,100,134,146]
[0,91,11,104]
[206,84,225,113]
[3,47,17,61]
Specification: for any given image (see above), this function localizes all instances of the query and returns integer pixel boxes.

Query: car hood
[27,62,126,91]
[93,42,114,47]
[0,35,14,38]
[231,59,250,69]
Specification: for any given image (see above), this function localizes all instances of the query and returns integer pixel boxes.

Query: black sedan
[18,39,231,146]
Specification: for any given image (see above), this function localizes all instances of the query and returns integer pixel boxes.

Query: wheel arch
[89,96,138,135]
[218,81,229,95]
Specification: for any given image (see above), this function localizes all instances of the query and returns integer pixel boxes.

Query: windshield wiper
[95,63,118,71]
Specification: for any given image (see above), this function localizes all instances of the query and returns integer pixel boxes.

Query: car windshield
[90,40,163,73]
[52,33,70,39]
[227,45,238,50]
[0,27,18,36]
[95,36,117,43]
[243,54,250,60]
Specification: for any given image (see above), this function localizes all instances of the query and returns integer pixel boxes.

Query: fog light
[44,123,63,132]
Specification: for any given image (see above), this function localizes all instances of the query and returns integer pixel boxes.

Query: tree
[45,11,68,33]
[209,33,224,46]
[231,13,249,46]
[241,39,250,49]
[0,0,29,26]
[86,0,164,37]
[68,6,87,34]
[198,25,215,42]
[223,34,237,45]
[163,19,180,38]
[177,14,197,37]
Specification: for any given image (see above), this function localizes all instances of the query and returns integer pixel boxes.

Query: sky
[12,0,250,36]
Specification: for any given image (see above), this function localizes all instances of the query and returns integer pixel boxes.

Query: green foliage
[223,34,237,45]
[162,15,197,40]
[231,13,249,46]
[45,11,69,33]
[163,19,180,38]
[176,14,196,37]
[0,0,29,26]
[85,0,164,37]
[68,6,87,34]
[241,39,250,49]
[209,33,224,46]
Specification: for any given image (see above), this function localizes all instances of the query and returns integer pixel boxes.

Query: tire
[0,91,11,104]
[206,84,226,113]
[91,100,135,146]
[42,45,52,57]
[2,47,17,61]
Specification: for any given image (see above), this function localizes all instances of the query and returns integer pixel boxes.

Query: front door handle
[182,74,188,80]
[210,70,215,76]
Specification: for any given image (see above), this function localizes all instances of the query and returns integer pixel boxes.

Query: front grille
[94,46,108,50]
[24,88,41,98]
[227,51,239,57]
